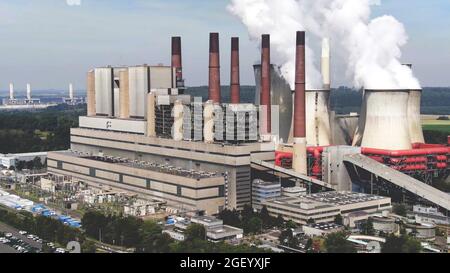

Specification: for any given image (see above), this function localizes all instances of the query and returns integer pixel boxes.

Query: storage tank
[360,89,412,150]
[305,89,331,146]
[407,89,425,144]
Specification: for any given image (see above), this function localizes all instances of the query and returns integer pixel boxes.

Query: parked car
[19,231,27,235]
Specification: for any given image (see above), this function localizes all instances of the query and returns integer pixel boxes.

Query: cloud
[66,0,81,6]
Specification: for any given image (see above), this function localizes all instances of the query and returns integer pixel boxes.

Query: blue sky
[0,0,449,91]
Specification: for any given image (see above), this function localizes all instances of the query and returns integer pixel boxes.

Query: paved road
[0,222,42,250]
[0,242,18,253]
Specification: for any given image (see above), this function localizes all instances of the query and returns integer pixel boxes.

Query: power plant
[1,83,57,110]
[45,31,449,217]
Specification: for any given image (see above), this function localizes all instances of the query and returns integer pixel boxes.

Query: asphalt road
[0,242,18,253]
[0,222,42,250]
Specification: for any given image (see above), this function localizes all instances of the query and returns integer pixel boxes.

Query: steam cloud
[228,0,421,90]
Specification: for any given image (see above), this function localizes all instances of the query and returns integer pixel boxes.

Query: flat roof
[304,191,389,206]
[57,151,222,179]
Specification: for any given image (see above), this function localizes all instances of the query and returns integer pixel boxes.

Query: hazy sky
[0,0,449,91]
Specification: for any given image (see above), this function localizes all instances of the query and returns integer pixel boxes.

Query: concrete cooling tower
[360,89,412,150]
[253,64,292,143]
[407,89,425,144]
[305,89,332,146]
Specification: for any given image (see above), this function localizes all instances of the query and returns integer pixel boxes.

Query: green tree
[361,218,375,235]
[185,224,207,241]
[324,232,356,253]
[382,234,421,253]
[81,240,97,253]
[334,214,343,225]
[243,217,262,235]
[307,218,315,224]
[393,203,408,217]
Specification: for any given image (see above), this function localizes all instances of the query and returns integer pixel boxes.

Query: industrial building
[251,179,281,211]
[262,191,391,226]
[0,152,47,169]
[45,30,448,219]
[1,83,56,110]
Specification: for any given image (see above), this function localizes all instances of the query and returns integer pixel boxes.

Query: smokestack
[321,38,330,89]
[26,84,31,100]
[230,37,240,104]
[172,36,183,88]
[9,83,14,100]
[260,34,271,135]
[119,70,130,119]
[87,70,96,116]
[292,31,307,175]
[209,33,221,103]
[69,83,74,100]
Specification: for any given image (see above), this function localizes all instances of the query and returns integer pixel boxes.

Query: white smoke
[228,0,421,90]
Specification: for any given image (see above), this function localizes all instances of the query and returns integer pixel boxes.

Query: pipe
[87,70,96,116]
[260,34,271,134]
[362,147,449,157]
[171,36,182,88]
[230,37,240,104]
[321,38,330,90]
[292,31,307,175]
[208,33,221,103]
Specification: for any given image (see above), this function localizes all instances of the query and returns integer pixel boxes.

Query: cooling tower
[230,37,240,104]
[87,70,96,116]
[9,83,14,100]
[352,90,366,147]
[253,65,292,143]
[407,89,425,144]
[305,89,332,146]
[360,89,412,150]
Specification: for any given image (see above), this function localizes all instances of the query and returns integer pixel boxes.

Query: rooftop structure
[252,179,281,211]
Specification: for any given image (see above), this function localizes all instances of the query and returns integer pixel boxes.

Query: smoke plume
[228,0,421,90]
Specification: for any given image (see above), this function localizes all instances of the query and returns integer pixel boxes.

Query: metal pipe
[208,33,221,103]
[230,37,240,104]
[260,34,271,134]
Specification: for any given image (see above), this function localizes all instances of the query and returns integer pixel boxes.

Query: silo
[360,89,412,150]
[407,89,425,144]
[305,89,332,146]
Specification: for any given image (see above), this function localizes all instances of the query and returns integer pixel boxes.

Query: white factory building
[0,152,47,169]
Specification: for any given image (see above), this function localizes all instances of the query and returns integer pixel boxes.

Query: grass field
[422,118,450,133]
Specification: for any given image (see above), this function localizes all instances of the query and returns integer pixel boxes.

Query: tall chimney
[321,38,330,90]
[69,83,74,100]
[26,84,31,101]
[87,70,96,116]
[209,33,221,103]
[292,31,307,175]
[260,34,271,135]
[230,37,240,104]
[172,36,183,88]
[9,83,14,100]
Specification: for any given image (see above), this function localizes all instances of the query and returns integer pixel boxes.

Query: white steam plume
[228,0,421,90]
